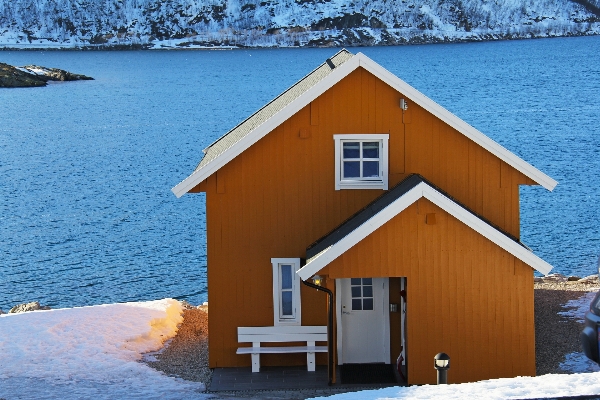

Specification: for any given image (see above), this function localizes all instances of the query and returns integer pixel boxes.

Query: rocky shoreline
[0,63,93,88]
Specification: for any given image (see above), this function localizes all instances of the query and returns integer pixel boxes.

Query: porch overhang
[297,174,554,281]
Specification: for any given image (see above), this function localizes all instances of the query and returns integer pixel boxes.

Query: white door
[337,277,390,364]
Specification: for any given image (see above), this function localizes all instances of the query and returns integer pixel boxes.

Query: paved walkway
[207,366,401,399]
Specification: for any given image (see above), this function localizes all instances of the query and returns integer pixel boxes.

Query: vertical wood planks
[198,67,539,380]
[326,199,536,383]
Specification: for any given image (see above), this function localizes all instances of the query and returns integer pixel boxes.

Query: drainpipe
[302,278,334,386]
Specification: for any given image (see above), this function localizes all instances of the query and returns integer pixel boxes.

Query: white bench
[236,326,327,372]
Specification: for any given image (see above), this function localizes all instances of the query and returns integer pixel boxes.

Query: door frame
[336,277,390,365]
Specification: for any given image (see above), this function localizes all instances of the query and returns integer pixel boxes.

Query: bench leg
[252,342,260,372]
[307,341,316,372]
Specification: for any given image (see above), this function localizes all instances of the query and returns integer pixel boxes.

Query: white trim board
[172,52,557,198]
[297,181,554,280]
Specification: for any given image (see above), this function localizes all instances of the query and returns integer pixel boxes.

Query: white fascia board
[297,182,553,280]
[421,185,553,275]
[356,53,558,192]
[297,183,426,280]
[173,51,557,198]
[171,56,362,198]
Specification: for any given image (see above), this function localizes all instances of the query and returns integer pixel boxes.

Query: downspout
[302,278,334,386]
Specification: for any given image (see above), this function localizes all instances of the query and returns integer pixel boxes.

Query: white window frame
[271,258,302,326]
[334,134,389,190]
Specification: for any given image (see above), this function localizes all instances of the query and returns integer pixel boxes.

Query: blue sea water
[1,36,599,311]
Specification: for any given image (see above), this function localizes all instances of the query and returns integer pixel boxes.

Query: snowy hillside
[0,0,599,48]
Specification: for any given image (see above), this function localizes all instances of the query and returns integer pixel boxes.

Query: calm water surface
[1,37,599,311]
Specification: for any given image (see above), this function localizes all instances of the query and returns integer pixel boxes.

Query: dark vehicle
[581,290,600,363]
[580,257,600,363]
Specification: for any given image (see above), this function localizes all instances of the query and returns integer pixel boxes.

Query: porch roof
[298,174,554,280]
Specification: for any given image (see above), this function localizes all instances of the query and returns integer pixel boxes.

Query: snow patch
[559,290,597,323]
[0,299,204,400]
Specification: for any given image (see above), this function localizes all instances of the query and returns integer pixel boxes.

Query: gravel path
[534,275,600,375]
[145,304,212,384]
[144,275,600,398]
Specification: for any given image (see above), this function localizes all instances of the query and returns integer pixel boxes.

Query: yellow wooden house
[172,49,557,385]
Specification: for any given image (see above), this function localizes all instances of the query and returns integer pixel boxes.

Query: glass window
[281,291,293,316]
[280,264,293,317]
[271,258,301,325]
[281,264,292,290]
[334,134,389,190]
[343,142,360,158]
[350,278,374,311]
[341,140,382,180]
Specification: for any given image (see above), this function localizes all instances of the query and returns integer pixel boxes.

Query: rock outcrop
[0,63,93,88]
[8,301,51,313]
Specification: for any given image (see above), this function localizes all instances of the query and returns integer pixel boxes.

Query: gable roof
[171,50,557,198]
[297,174,554,280]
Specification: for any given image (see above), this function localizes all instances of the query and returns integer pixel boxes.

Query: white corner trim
[355,53,558,192]
[297,181,553,280]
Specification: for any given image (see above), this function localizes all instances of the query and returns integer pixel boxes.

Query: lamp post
[433,353,450,384]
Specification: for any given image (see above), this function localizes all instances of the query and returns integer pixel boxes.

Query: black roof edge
[306,174,524,260]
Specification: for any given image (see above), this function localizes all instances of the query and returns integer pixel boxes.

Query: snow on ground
[2,294,600,399]
[316,290,600,399]
[0,299,206,400]
[559,290,597,323]
[313,372,600,399]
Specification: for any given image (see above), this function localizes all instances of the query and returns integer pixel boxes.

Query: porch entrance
[337,277,390,364]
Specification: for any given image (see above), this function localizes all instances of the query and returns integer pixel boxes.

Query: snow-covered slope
[0,0,599,48]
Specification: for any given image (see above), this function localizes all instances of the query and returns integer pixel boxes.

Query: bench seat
[237,326,327,372]
[236,345,328,354]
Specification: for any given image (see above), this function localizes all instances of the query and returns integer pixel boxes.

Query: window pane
[352,299,362,311]
[363,142,379,158]
[281,291,293,316]
[343,142,360,158]
[351,278,361,285]
[343,161,360,178]
[362,278,372,285]
[362,285,373,298]
[363,298,374,310]
[362,161,379,177]
[351,286,362,298]
[281,264,292,289]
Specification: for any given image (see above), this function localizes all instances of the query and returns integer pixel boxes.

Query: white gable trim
[356,55,558,191]
[171,56,361,198]
[172,52,557,197]
[297,181,553,280]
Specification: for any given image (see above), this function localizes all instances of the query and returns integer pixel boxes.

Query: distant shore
[1,31,598,51]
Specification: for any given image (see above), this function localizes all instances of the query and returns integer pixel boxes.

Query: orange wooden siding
[198,67,535,381]
[325,198,535,384]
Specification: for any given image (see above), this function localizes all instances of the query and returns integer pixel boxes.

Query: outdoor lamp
[312,275,323,286]
[433,352,450,384]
